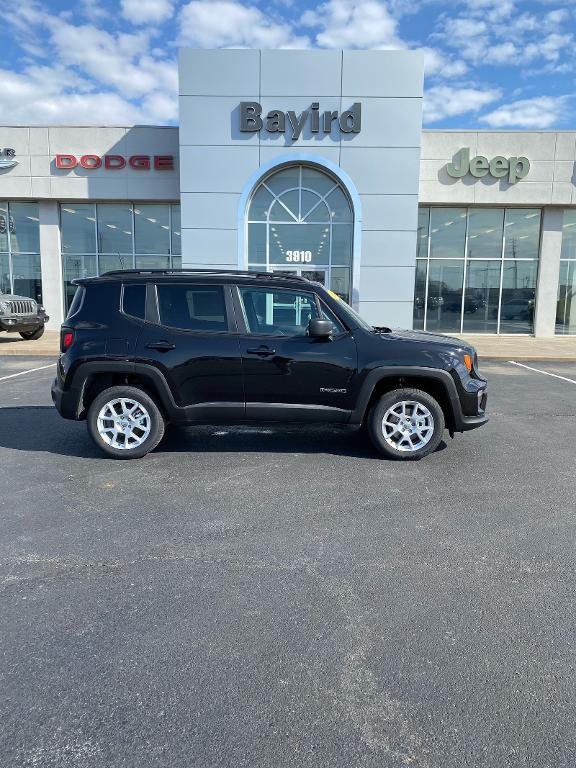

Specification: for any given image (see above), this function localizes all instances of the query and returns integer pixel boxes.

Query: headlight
[0,300,10,314]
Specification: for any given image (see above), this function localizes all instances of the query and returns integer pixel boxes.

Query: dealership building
[1,48,575,338]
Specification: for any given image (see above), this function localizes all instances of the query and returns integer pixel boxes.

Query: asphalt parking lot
[1,356,576,768]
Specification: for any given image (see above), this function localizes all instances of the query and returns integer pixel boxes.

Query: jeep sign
[446,148,530,184]
[239,101,362,141]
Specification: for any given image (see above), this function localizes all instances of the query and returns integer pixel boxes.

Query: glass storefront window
[60,202,180,311]
[99,254,132,274]
[467,209,504,259]
[503,209,541,259]
[556,211,576,335]
[0,204,9,252]
[413,259,427,330]
[561,210,576,259]
[425,259,464,333]
[135,255,171,269]
[416,208,429,259]
[429,208,467,259]
[134,204,170,255]
[171,204,181,256]
[247,164,353,304]
[556,261,576,335]
[414,206,541,334]
[500,261,537,334]
[462,260,501,333]
[11,253,42,302]
[61,205,97,254]
[325,187,353,222]
[0,202,41,301]
[330,267,350,302]
[97,204,132,255]
[0,253,10,294]
[10,203,40,254]
[63,254,97,311]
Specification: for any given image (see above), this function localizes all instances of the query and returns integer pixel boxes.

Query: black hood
[381,328,475,353]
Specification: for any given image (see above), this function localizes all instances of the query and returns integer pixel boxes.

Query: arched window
[246,164,353,302]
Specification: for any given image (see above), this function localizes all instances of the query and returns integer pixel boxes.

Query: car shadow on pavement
[0,406,447,460]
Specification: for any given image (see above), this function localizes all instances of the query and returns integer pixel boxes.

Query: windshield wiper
[372,326,392,334]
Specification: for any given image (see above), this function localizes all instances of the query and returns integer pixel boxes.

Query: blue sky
[1,0,575,128]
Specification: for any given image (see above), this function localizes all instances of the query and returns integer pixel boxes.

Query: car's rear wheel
[87,386,165,459]
[367,388,444,460]
[19,326,45,340]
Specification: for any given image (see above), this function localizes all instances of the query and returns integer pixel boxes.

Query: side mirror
[308,318,333,339]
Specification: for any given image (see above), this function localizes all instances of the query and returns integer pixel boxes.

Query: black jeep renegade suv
[51,269,488,460]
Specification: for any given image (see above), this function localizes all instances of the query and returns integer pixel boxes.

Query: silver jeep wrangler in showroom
[0,293,48,340]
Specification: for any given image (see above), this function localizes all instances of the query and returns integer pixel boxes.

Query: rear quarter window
[66,286,85,319]
[122,284,146,320]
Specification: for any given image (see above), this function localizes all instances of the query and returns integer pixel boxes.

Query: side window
[239,287,320,336]
[122,284,146,320]
[319,301,347,335]
[157,284,228,332]
[66,286,85,319]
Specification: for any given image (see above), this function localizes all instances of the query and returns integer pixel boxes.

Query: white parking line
[508,360,576,385]
[0,363,56,382]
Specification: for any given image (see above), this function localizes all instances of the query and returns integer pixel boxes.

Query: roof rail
[100,268,309,282]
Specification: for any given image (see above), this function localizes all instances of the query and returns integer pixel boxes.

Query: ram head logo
[0,149,17,170]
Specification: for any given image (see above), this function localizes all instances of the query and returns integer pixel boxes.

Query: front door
[234,284,357,422]
[136,282,244,420]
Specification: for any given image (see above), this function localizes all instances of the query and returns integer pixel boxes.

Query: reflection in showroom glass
[60,202,181,310]
[414,207,541,335]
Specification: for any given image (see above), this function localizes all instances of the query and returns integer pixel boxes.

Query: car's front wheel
[19,326,45,340]
[87,386,165,459]
[367,388,445,460]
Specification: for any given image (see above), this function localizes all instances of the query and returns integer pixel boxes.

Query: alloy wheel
[96,398,151,450]
[381,400,434,452]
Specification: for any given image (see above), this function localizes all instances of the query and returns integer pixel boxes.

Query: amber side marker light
[463,353,473,372]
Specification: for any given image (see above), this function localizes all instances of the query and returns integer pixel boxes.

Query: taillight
[62,331,74,351]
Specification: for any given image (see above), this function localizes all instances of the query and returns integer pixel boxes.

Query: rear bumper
[51,378,82,420]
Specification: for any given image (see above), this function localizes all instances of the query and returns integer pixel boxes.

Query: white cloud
[121,0,175,25]
[424,84,501,123]
[0,66,144,124]
[421,48,467,78]
[179,0,310,48]
[2,1,178,125]
[302,0,403,49]
[480,96,571,129]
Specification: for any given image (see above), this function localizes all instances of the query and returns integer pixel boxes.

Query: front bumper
[459,412,489,431]
[0,314,48,332]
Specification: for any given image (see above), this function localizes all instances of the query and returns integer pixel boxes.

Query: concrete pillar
[534,207,563,337]
[39,201,64,329]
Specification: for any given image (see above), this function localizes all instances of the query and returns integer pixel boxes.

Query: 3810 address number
[285,250,312,263]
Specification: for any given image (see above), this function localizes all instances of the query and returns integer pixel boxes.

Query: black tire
[367,388,445,461]
[19,326,45,340]
[86,386,165,459]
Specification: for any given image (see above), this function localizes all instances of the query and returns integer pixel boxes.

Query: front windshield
[325,290,374,332]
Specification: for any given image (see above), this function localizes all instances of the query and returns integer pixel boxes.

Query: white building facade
[0,48,575,339]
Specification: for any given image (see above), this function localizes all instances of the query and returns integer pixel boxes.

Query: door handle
[146,340,176,351]
[246,346,276,357]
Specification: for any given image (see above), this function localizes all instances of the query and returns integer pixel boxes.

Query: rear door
[233,283,357,422]
[136,282,244,420]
